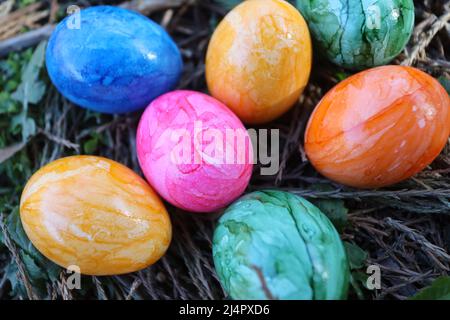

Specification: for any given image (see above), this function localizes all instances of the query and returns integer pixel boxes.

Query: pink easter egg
[136,90,253,213]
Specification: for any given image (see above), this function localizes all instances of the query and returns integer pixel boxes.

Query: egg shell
[136,90,253,213]
[213,190,349,300]
[305,65,450,189]
[46,6,182,113]
[206,0,312,124]
[19,156,172,275]
[296,0,414,70]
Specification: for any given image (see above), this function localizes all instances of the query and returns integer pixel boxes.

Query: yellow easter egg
[206,0,312,124]
[19,155,172,275]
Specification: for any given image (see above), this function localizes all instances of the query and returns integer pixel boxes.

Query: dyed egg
[296,0,414,69]
[46,6,182,113]
[213,190,349,300]
[206,0,312,124]
[305,66,450,189]
[136,90,253,213]
[19,156,171,275]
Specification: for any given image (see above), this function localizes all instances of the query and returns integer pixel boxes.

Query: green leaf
[11,115,36,142]
[0,92,19,114]
[6,207,54,263]
[21,251,46,281]
[83,136,99,154]
[8,42,46,142]
[438,76,450,95]
[344,243,370,299]
[11,41,47,105]
[344,241,368,270]
[349,271,368,300]
[409,277,450,300]
[45,260,62,282]
[312,198,348,231]
[11,81,46,105]
[335,71,349,81]
[6,207,31,251]
[18,0,37,8]
[308,184,348,231]
[4,263,25,298]
[4,207,62,298]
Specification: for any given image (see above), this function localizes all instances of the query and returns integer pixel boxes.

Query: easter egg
[205,0,312,124]
[295,0,414,69]
[136,90,253,213]
[213,190,349,300]
[305,66,450,189]
[19,156,172,275]
[46,6,183,113]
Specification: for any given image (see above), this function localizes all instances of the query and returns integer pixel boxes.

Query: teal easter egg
[212,190,349,300]
[296,0,414,69]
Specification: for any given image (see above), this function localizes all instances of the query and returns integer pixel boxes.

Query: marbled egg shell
[137,90,253,213]
[46,6,182,113]
[213,190,349,300]
[305,66,450,189]
[296,0,414,69]
[206,0,312,124]
[20,156,172,275]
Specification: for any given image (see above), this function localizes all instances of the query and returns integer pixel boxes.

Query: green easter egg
[212,190,349,300]
[296,0,415,69]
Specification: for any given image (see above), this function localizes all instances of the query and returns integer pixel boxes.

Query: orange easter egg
[305,66,450,188]
[19,156,171,275]
[206,0,312,124]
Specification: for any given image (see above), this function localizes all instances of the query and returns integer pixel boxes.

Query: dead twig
[402,11,450,66]
[251,265,276,300]
[0,213,39,300]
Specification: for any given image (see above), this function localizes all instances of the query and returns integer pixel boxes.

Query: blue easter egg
[46,6,183,113]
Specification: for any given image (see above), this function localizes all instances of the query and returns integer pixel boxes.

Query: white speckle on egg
[388,162,401,172]
[421,104,436,120]
[43,212,65,243]
[391,9,400,20]
[418,119,426,128]
[70,225,93,241]
[95,160,111,171]
[146,52,157,60]
[91,226,112,240]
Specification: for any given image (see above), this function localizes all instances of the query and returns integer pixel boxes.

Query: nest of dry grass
[0,0,449,300]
